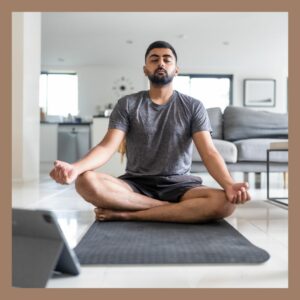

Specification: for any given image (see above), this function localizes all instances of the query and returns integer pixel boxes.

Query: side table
[266,141,288,206]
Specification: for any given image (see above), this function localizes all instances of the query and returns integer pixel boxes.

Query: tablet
[13,208,81,287]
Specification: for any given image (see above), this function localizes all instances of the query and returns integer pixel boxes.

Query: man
[50,41,250,223]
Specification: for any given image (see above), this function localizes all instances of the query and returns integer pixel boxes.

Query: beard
[147,68,175,86]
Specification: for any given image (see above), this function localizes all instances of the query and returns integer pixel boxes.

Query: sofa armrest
[192,139,237,163]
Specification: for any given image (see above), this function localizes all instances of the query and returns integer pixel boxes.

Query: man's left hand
[225,182,251,204]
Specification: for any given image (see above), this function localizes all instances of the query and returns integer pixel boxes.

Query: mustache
[155,68,167,73]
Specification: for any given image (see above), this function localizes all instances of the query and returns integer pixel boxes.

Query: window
[173,74,233,111]
[39,73,78,116]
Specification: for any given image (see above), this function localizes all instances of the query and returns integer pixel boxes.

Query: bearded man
[50,41,250,223]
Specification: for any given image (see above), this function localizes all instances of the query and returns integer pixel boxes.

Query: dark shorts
[118,173,203,203]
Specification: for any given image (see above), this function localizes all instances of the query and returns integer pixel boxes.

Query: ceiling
[41,12,288,68]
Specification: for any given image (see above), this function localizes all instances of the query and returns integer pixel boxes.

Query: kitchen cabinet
[92,118,126,176]
[40,123,58,172]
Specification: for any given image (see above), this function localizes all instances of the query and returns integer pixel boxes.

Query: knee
[75,171,107,199]
[210,190,236,219]
[75,171,96,194]
[75,171,111,207]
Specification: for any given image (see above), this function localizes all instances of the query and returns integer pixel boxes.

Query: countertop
[92,115,110,118]
[40,121,92,125]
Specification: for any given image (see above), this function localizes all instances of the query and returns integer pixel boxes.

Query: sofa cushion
[192,139,237,163]
[223,106,288,141]
[206,107,223,139]
[234,138,288,162]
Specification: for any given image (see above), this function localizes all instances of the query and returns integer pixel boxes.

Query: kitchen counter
[92,115,110,118]
[40,121,92,125]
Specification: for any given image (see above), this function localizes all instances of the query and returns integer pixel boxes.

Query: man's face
[144,48,179,86]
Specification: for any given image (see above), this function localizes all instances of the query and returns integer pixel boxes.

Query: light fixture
[177,34,187,39]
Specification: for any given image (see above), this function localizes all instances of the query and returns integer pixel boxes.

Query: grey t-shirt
[109,90,212,176]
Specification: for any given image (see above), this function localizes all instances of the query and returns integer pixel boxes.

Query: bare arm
[73,128,125,174]
[192,131,250,204]
[192,131,234,189]
[50,128,125,184]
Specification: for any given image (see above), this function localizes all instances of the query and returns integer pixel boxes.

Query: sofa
[191,106,288,187]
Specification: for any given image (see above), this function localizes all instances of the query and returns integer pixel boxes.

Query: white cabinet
[92,118,126,176]
[40,123,58,172]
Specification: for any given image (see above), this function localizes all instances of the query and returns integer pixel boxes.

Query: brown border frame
[1,1,299,300]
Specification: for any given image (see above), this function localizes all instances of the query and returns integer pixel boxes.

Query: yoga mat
[74,220,270,264]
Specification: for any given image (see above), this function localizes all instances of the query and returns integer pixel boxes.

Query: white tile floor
[12,172,288,288]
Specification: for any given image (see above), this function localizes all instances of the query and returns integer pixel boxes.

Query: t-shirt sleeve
[191,100,212,135]
[108,98,129,132]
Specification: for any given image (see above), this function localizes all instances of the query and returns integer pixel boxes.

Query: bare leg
[75,171,168,211]
[94,186,236,223]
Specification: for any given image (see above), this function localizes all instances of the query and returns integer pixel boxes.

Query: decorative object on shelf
[40,107,46,122]
[112,76,135,98]
[243,79,276,107]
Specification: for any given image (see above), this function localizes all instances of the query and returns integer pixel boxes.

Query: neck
[148,83,174,105]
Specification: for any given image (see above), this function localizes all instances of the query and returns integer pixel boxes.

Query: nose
[158,58,165,67]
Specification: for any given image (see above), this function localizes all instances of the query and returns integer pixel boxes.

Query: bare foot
[94,207,129,221]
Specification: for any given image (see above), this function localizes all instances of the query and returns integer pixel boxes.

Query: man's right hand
[49,160,79,185]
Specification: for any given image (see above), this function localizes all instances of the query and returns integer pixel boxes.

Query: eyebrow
[149,54,173,59]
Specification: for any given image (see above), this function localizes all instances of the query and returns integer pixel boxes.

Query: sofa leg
[243,172,249,183]
[255,172,261,189]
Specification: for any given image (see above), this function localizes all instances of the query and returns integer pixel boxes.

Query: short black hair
[145,41,177,62]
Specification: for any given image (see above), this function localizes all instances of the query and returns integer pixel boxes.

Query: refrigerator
[57,125,91,163]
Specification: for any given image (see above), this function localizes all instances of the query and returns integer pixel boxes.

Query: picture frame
[243,79,276,107]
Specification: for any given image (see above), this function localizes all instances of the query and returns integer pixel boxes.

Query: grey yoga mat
[74,220,270,264]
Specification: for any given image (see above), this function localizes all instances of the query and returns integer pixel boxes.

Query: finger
[231,195,237,204]
[54,160,66,171]
[239,187,246,203]
[57,166,65,183]
[239,191,245,204]
[236,190,242,203]
[61,167,68,181]
[227,194,234,203]
[240,189,247,203]
[50,168,60,183]
[54,160,60,166]
[241,190,251,203]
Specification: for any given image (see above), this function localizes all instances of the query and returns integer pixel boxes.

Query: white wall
[178,37,288,113]
[42,64,148,118]
[41,13,288,116]
[12,12,41,181]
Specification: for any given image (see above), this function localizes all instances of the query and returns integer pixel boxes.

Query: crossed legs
[75,171,236,223]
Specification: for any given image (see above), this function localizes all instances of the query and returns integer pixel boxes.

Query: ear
[143,65,148,76]
[175,66,179,76]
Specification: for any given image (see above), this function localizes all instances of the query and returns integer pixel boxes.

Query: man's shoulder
[118,90,147,102]
[115,91,147,111]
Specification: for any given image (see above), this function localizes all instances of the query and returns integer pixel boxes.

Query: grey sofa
[191,106,288,187]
